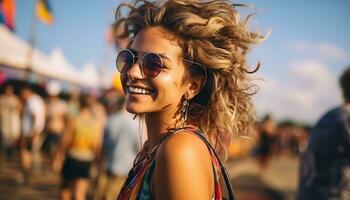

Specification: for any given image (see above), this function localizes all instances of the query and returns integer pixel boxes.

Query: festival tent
[0,25,102,88]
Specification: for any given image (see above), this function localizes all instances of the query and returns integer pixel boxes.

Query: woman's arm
[152,131,214,200]
[52,119,74,173]
[93,122,103,163]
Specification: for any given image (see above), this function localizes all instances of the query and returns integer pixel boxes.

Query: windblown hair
[115,0,264,160]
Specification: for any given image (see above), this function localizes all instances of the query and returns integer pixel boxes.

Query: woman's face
[120,27,190,115]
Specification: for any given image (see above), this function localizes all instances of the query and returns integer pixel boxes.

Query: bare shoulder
[158,131,211,160]
[152,131,214,200]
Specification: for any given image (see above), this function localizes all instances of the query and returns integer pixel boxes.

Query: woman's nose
[127,60,144,80]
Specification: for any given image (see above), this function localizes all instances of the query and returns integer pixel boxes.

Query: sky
[14,0,350,124]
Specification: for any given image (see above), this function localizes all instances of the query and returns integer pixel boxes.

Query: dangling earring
[181,98,189,127]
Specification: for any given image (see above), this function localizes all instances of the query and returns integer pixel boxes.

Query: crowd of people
[0,70,349,200]
[0,80,139,200]
[0,69,349,200]
[0,61,349,199]
[228,115,310,161]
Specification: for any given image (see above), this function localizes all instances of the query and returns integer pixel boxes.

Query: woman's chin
[125,104,146,114]
[125,107,138,114]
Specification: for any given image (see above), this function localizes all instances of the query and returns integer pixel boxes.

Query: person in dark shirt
[298,66,350,200]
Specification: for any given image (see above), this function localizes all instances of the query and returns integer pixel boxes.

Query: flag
[0,0,15,31]
[35,0,53,25]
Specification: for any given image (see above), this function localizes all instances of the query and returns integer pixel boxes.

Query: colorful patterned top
[117,126,223,200]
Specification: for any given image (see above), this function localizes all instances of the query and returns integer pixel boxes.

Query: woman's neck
[145,108,182,148]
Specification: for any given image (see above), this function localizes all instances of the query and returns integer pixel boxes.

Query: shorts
[61,156,92,182]
[42,133,61,154]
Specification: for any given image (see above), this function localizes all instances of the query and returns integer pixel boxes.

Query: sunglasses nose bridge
[127,57,144,79]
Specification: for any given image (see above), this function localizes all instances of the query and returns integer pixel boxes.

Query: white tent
[0,25,101,88]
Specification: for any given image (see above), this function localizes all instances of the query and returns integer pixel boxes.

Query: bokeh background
[1,0,350,199]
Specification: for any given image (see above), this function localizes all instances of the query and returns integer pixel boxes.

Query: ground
[0,154,299,200]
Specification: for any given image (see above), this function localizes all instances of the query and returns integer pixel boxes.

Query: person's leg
[60,188,72,200]
[74,178,90,200]
[105,176,126,200]
[50,134,62,156]
[20,137,32,181]
[60,179,73,200]
[41,133,51,162]
[93,172,107,200]
[0,135,3,171]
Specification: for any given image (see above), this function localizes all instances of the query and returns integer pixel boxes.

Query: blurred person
[93,25,134,199]
[114,0,264,199]
[94,97,139,200]
[276,122,300,156]
[100,88,123,116]
[228,126,257,159]
[54,94,103,200]
[296,126,310,154]
[98,21,129,116]
[0,85,21,161]
[42,81,68,168]
[87,94,107,129]
[113,21,130,49]
[19,84,46,183]
[67,90,80,119]
[253,115,276,171]
[298,67,350,200]
[288,125,307,156]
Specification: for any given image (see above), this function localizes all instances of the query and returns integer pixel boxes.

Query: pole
[24,0,39,81]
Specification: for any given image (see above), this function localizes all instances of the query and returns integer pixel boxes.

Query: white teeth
[128,86,152,94]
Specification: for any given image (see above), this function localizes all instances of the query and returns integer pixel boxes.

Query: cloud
[253,59,342,124]
[319,42,350,61]
[288,60,335,89]
[290,41,350,62]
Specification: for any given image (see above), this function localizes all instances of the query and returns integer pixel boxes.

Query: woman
[115,0,263,199]
[54,94,102,200]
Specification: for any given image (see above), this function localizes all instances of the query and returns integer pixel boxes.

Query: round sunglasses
[116,49,166,78]
[116,49,207,81]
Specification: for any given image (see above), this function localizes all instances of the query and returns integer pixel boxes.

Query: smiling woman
[113,0,264,199]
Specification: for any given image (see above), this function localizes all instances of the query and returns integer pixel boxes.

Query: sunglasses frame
[117,48,166,78]
[116,48,208,87]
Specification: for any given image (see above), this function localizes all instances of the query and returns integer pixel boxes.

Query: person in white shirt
[19,84,45,183]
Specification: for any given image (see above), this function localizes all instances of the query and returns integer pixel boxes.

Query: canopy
[0,25,101,88]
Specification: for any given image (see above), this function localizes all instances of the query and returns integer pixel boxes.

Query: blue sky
[244,0,350,75]
[16,0,119,70]
[15,0,350,123]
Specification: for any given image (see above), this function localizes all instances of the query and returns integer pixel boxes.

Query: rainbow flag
[0,0,15,31]
[35,0,54,25]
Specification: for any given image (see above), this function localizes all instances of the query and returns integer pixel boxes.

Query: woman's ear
[185,76,206,99]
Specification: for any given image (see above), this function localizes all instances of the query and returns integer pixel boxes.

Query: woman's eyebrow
[130,48,172,60]
[158,53,172,62]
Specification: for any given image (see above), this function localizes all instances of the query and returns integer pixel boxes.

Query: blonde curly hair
[115,0,264,160]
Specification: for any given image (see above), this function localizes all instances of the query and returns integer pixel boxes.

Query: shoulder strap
[165,127,237,200]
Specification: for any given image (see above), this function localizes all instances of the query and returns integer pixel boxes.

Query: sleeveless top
[117,126,223,200]
[68,115,99,161]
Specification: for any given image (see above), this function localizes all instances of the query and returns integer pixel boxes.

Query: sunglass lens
[143,53,163,77]
[116,50,133,73]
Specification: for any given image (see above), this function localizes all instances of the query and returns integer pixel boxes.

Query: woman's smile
[126,84,154,95]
